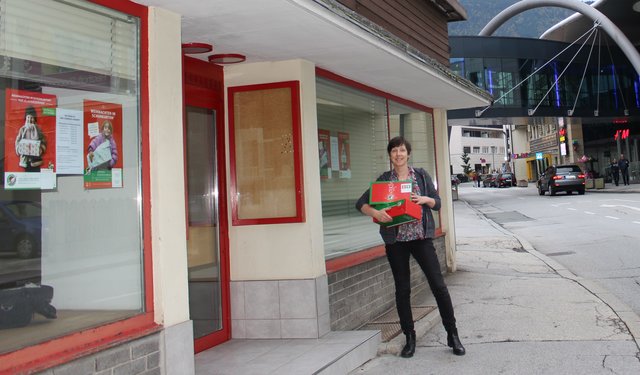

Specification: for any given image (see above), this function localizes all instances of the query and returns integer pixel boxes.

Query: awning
[135,0,492,110]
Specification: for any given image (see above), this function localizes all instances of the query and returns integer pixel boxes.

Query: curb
[460,199,640,351]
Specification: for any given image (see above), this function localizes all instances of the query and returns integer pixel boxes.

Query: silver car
[537,165,586,196]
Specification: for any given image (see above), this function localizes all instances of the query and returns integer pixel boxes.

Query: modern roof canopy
[478,0,640,76]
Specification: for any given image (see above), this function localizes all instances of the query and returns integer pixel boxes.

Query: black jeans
[385,238,456,334]
[621,169,629,185]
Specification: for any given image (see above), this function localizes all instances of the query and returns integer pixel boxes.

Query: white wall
[147,7,191,326]
[224,59,327,281]
[434,109,457,272]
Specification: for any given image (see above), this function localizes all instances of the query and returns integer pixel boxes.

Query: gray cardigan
[355,167,441,244]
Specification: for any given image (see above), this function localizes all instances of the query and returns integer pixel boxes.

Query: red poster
[83,100,123,189]
[3,89,57,189]
[337,131,350,171]
[318,129,331,180]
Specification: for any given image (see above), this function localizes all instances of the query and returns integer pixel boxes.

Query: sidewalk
[352,198,640,374]
[586,181,640,193]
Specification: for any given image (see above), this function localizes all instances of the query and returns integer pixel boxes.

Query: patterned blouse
[391,167,425,242]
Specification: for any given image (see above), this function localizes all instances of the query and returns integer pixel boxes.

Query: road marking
[584,211,595,215]
[567,208,577,211]
[605,216,620,220]
[601,204,640,212]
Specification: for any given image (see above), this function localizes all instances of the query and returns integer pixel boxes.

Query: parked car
[0,201,42,258]
[496,172,516,187]
[537,165,585,196]
[482,173,499,187]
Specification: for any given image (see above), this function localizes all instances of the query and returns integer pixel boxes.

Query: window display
[0,0,143,355]
[317,77,440,259]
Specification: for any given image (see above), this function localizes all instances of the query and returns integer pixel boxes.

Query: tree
[461,151,471,175]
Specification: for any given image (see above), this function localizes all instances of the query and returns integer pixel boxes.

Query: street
[457,182,640,316]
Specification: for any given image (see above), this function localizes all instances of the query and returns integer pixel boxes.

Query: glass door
[186,106,222,340]
[183,55,228,352]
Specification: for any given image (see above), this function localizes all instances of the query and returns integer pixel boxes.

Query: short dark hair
[387,136,411,155]
[25,106,37,121]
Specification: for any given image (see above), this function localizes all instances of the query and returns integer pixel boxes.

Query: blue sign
[536,152,543,160]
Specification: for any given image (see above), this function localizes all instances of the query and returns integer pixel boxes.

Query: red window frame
[228,81,305,225]
[0,1,157,373]
[316,68,443,274]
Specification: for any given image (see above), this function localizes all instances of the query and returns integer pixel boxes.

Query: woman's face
[389,144,409,168]
[25,114,35,125]
[103,124,112,138]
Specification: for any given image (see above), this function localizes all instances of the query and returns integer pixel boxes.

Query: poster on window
[3,89,58,190]
[83,100,123,189]
[337,131,351,179]
[318,129,331,180]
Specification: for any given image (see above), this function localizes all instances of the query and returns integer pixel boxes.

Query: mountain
[448,0,594,38]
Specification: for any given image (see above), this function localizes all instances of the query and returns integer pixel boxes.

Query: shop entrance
[183,56,230,352]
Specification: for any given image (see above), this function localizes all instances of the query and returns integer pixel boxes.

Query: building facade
[0,0,491,373]
[448,34,639,182]
[449,125,507,175]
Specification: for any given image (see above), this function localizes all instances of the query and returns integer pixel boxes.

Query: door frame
[182,56,230,352]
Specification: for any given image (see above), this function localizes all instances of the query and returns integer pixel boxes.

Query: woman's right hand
[374,208,393,223]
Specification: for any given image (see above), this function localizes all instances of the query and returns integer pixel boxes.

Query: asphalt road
[457,182,640,315]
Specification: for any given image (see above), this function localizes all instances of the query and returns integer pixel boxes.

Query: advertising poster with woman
[318,129,331,180]
[83,100,123,189]
[3,89,57,190]
[337,131,351,179]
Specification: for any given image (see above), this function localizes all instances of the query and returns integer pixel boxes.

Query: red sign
[614,129,630,140]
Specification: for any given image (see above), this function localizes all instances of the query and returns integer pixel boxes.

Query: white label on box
[400,183,412,193]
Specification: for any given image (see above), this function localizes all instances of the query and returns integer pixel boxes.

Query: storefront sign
[614,129,630,140]
[558,127,567,156]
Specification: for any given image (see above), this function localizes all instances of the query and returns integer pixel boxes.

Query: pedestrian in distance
[618,154,630,185]
[355,136,465,359]
[610,159,620,186]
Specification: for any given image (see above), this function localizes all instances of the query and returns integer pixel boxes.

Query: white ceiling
[133,0,491,110]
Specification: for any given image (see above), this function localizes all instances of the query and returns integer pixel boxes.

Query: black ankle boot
[400,331,416,358]
[447,329,465,356]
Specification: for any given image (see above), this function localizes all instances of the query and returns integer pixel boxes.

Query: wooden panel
[338,0,451,65]
[187,226,217,268]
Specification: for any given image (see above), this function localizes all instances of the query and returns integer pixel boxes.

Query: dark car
[0,201,42,258]
[537,165,586,196]
[496,172,516,187]
[482,173,499,187]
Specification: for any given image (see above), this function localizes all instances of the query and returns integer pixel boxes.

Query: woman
[355,136,465,358]
[87,120,118,170]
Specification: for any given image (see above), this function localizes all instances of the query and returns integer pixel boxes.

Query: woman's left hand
[411,193,423,205]
[411,193,433,207]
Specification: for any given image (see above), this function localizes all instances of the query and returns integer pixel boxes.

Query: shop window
[388,100,440,231]
[0,0,144,356]
[316,77,439,259]
[228,81,304,225]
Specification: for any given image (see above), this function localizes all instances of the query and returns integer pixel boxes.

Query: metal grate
[361,306,436,342]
